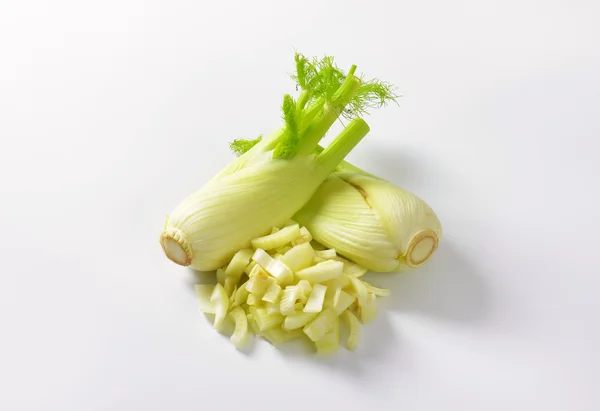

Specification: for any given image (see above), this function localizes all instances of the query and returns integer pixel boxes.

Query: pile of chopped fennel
[195,222,389,353]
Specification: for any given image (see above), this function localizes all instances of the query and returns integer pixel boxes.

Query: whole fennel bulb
[294,171,442,272]
[161,123,366,271]
[160,54,397,271]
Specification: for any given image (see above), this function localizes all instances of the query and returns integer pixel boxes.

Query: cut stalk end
[403,229,439,268]
[160,229,193,266]
[315,117,370,176]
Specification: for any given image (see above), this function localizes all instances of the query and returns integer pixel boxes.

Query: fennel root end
[404,229,439,268]
[160,229,193,267]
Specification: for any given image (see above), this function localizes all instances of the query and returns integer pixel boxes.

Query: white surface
[1,1,599,410]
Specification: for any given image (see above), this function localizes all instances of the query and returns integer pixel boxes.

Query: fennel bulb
[160,54,397,271]
[295,171,442,272]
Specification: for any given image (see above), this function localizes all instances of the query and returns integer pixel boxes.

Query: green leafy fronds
[291,53,346,104]
[273,94,300,159]
[291,53,317,92]
[282,94,298,132]
[343,79,399,119]
[229,53,397,162]
[294,53,310,90]
[291,53,397,121]
[230,136,262,157]
[313,56,347,102]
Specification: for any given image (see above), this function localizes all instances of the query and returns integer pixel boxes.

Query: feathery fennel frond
[229,136,262,156]
[232,53,397,161]
[344,79,399,119]
[291,53,346,105]
[274,94,300,159]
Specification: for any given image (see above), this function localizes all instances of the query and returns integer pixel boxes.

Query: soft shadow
[364,241,490,324]
[353,142,489,323]
[350,142,426,188]
[185,268,217,289]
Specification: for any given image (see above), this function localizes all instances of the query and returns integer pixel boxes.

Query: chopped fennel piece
[315,316,340,354]
[251,224,301,250]
[316,337,339,354]
[295,260,343,284]
[297,280,312,302]
[323,280,341,309]
[334,290,355,315]
[229,307,249,349]
[337,274,352,288]
[194,284,216,314]
[281,242,314,272]
[225,248,254,280]
[229,285,238,305]
[262,327,304,345]
[210,283,229,331]
[271,226,280,234]
[341,310,361,350]
[250,307,283,331]
[252,248,294,285]
[300,226,312,239]
[362,281,391,297]
[276,245,292,255]
[232,280,250,307]
[303,309,337,342]
[265,302,281,314]
[331,283,343,305]
[304,284,327,313]
[358,293,378,324]
[315,249,336,259]
[291,226,313,246]
[332,256,368,277]
[292,237,309,246]
[273,253,283,260]
[313,257,326,264]
[291,227,312,245]
[224,276,237,297]
[268,259,294,285]
[252,248,273,268]
[280,286,301,315]
[345,265,368,277]
[349,276,368,307]
[359,303,378,324]
[245,260,257,275]
[246,268,272,295]
[246,294,261,306]
[248,260,267,278]
[283,312,318,330]
[246,313,261,336]
[262,282,282,303]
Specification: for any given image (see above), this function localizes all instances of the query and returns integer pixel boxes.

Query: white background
[1,1,599,410]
